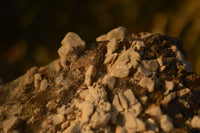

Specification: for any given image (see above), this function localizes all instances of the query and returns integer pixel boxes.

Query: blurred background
[0,0,200,83]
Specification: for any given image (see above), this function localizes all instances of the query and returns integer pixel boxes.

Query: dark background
[1,0,200,83]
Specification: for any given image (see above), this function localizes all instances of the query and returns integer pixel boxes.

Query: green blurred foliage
[0,0,200,82]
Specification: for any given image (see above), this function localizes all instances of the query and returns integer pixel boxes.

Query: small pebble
[164,80,174,95]
[177,88,191,97]
[34,73,42,88]
[191,115,200,129]
[58,32,86,67]
[160,114,174,133]
[84,65,96,86]
[107,26,128,41]
[113,95,123,112]
[139,77,155,93]
[134,65,152,81]
[124,112,137,130]
[107,38,119,54]
[146,118,159,132]
[162,92,176,105]
[136,118,146,132]
[102,74,116,90]
[123,89,137,104]
[145,104,162,117]
[39,79,48,92]
[141,59,158,72]
[118,93,128,110]
[115,126,126,133]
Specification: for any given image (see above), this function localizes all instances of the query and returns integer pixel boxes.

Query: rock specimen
[58,32,86,67]
[0,27,200,133]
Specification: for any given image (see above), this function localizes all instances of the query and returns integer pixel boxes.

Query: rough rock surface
[0,27,200,133]
[58,32,86,67]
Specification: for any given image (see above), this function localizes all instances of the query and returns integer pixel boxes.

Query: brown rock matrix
[0,27,200,133]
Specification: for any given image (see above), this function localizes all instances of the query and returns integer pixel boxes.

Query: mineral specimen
[0,27,200,133]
